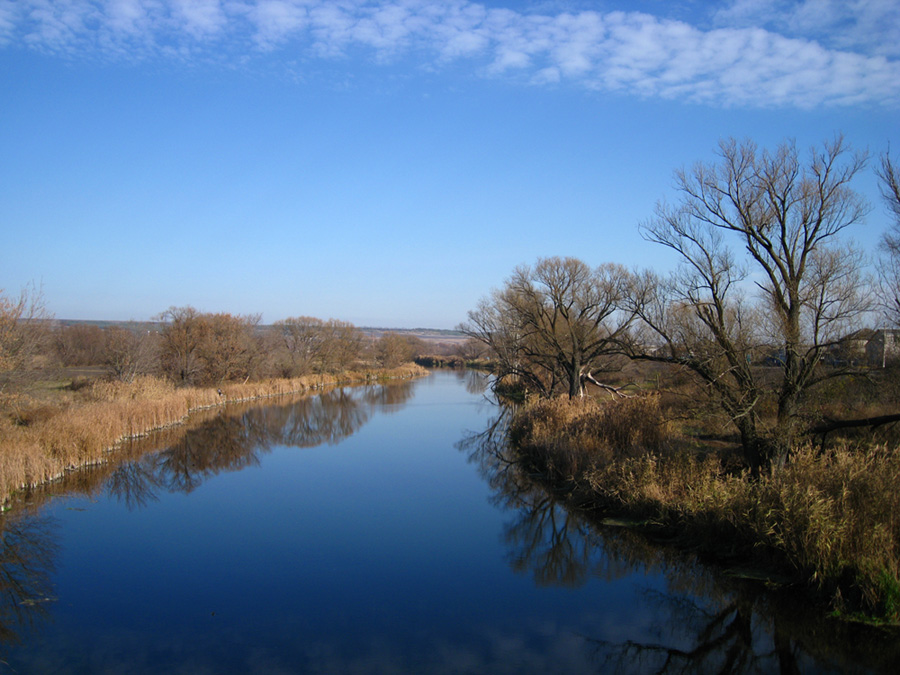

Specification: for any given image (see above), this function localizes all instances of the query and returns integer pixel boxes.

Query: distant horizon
[2,1,897,328]
[49,316,467,334]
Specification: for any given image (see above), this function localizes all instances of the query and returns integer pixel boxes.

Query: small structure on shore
[866,329,900,367]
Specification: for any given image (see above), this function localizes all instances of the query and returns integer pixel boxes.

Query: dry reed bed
[0,365,426,506]
[512,395,900,623]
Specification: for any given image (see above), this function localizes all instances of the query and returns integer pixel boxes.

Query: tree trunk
[737,424,764,478]
[569,376,583,398]
[568,357,583,398]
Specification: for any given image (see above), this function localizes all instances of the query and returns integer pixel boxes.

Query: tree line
[461,136,900,474]
[0,300,431,403]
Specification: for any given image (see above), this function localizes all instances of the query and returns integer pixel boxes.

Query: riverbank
[0,364,427,507]
[510,395,900,625]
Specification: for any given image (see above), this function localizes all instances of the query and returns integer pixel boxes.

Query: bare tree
[273,316,326,376]
[875,149,900,326]
[54,323,105,366]
[318,319,363,374]
[102,325,158,382]
[461,257,635,398]
[374,332,416,369]
[455,338,487,362]
[198,313,262,385]
[460,290,537,393]
[631,136,870,472]
[157,308,262,386]
[157,306,206,385]
[0,284,52,410]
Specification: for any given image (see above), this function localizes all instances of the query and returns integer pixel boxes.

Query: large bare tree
[270,316,365,375]
[631,136,870,472]
[461,257,635,398]
[53,323,105,367]
[875,149,900,326]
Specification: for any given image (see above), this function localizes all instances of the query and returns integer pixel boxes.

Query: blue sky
[1,0,898,329]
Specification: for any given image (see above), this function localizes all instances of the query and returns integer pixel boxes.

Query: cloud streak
[713,0,900,58]
[2,0,898,108]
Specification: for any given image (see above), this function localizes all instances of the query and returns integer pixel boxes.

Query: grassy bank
[0,364,427,506]
[510,395,900,623]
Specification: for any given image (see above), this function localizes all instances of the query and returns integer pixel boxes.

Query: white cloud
[103,0,149,34]
[19,0,97,52]
[548,11,605,76]
[430,1,490,60]
[171,0,226,38]
[2,0,898,108]
[713,0,900,58]
[245,0,310,49]
[306,2,355,56]
[0,1,19,44]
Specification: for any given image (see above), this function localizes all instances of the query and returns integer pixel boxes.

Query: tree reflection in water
[0,510,58,652]
[0,380,418,656]
[104,381,416,509]
[458,404,900,675]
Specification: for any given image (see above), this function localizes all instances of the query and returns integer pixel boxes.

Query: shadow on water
[0,379,417,651]
[457,400,900,675]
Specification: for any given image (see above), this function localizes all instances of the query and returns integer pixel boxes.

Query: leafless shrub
[0,284,53,412]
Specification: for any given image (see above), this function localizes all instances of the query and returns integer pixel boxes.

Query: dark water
[1,370,897,673]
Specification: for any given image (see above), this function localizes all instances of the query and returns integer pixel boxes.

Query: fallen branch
[582,372,637,398]
[808,412,900,447]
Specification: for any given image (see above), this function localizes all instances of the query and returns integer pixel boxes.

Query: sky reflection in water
[1,371,897,673]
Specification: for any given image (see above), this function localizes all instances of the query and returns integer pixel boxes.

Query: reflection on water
[0,510,58,648]
[0,380,416,651]
[2,372,898,673]
[459,404,900,674]
[103,381,415,509]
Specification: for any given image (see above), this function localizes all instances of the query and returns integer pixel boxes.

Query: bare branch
[634,136,870,472]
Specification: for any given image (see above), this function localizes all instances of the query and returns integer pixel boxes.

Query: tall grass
[512,394,900,622]
[0,365,426,506]
[510,394,668,480]
[753,446,900,618]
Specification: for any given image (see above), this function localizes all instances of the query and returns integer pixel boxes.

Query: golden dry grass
[510,394,668,479]
[0,364,427,506]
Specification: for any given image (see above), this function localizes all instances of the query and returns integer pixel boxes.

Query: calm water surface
[1,371,897,673]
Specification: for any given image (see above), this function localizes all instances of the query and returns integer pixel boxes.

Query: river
[0,370,897,673]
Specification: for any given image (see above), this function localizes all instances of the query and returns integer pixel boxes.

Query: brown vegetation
[157,306,263,385]
[509,390,900,623]
[374,332,424,369]
[511,394,668,476]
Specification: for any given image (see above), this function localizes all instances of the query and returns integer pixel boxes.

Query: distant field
[360,327,467,346]
[56,320,466,343]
